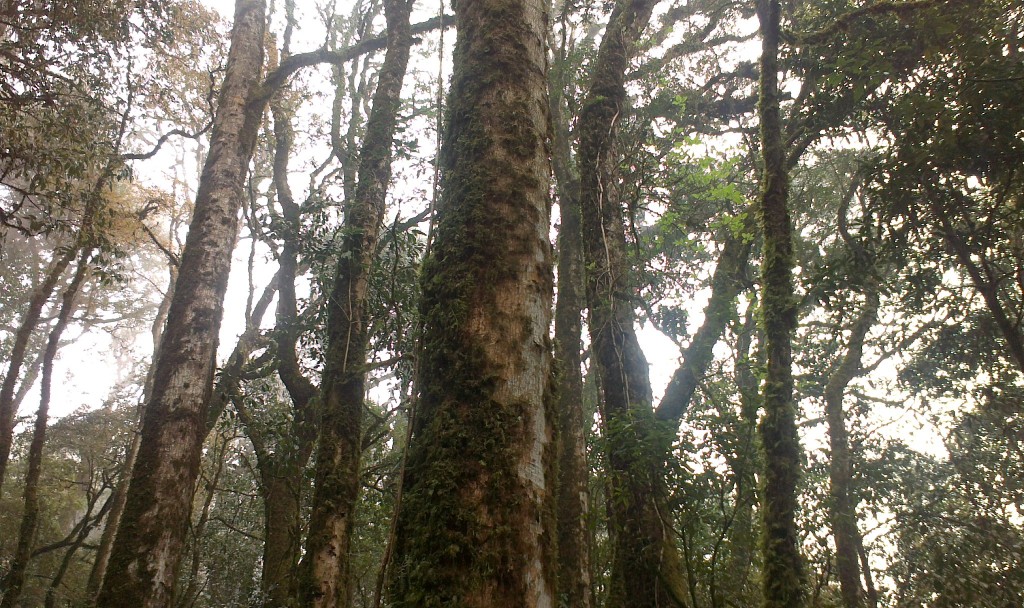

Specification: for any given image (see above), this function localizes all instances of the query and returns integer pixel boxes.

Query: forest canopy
[0,0,1022,607]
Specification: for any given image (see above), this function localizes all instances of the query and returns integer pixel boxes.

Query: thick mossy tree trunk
[755,1,805,607]
[388,0,555,602]
[576,0,687,605]
[299,1,413,606]
[826,276,879,608]
[94,1,267,606]
[550,26,591,608]
[87,265,175,605]
[259,463,307,606]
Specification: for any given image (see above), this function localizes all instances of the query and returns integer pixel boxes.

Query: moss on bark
[95,1,268,605]
[388,0,555,604]
[575,0,689,605]
[550,22,592,608]
[299,0,414,606]
[755,1,805,607]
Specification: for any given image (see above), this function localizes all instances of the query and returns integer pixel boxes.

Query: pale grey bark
[94,0,268,605]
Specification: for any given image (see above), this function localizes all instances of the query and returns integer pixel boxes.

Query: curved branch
[122,123,214,161]
[793,0,962,46]
[252,14,454,106]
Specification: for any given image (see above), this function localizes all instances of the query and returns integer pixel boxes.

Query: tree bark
[94,0,267,605]
[0,251,89,608]
[717,302,760,607]
[299,1,413,606]
[87,264,176,605]
[549,18,591,608]
[575,0,687,605]
[238,20,321,605]
[755,1,805,606]
[259,465,305,607]
[173,430,229,608]
[826,279,879,608]
[388,0,556,602]
[0,246,75,495]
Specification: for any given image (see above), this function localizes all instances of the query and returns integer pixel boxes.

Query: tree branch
[252,14,454,105]
[793,0,961,46]
[122,123,214,161]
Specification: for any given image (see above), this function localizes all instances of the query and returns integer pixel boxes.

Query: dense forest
[0,0,1022,606]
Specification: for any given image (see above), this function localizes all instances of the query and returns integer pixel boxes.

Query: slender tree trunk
[44,488,111,608]
[250,17,320,605]
[756,1,805,606]
[719,302,760,606]
[826,279,879,608]
[388,0,556,601]
[94,0,267,605]
[174,431,229,608]
[0,247,75,495]
[86,429,140,601]
[10,349,43,426]
[576,0,687,605]
[933,203,1024,374]
[0,252,89,608]
[549,17,592,607]
[856,534,879,608]
[551,94,592,608]
[299,1,413,606]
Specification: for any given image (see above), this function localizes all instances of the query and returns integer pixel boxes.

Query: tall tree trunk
[299,1,413,606]
[755,1,805,606]
[0,247,75,495]
[826,278,879,608]
[576,0,687,605]
[716,302,760,607]
[0,251,89,608]
[259,464,305,607]
[388,0,556,601]
[87,265,176,605]
[258,138,313,605]
[94,0,267,605]
[550,17,591,608]
[248,15,320,605]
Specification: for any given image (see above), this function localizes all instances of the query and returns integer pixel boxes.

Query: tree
[865,0,1024,374]
[95,0,269,604]
[300,0,414,604]
[574,0,692,602]
[755,1,804,606]
[549,5,591,603]
[388,0,556,602]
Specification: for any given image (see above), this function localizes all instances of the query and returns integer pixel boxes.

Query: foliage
[2,0,1024,607]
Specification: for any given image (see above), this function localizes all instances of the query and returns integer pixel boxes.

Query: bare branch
[253,14,454,105]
